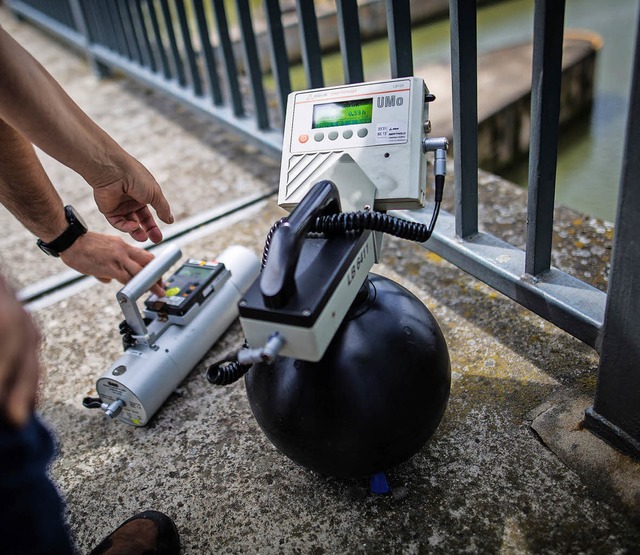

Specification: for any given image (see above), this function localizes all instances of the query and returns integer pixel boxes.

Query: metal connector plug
[237,333,286,366]
[102,399,125,419]
[423,137,449,178]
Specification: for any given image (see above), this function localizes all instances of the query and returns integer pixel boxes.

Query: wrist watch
[36,205,88,257]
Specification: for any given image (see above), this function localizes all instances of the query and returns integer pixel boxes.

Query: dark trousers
[0,415,74,554]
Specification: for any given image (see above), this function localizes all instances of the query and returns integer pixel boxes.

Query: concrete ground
[1,9,640,554]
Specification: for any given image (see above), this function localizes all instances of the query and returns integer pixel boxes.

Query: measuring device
[208,77,451,484]
[84,244,260,426]
[236,76,448,363]
[279,76,432,212]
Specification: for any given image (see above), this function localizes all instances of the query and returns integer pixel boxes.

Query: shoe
[89,510,180,555]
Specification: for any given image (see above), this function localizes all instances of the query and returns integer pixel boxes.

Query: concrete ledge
[531,392,640,527]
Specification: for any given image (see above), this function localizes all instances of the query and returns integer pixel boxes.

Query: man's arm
[0,119,164,296]
[0,117,69,242]
[0,273,40,427]
[0,24,173,243]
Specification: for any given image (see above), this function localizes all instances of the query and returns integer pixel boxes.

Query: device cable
[206,333,285,385]
[206,340,253,385]
[312,165,446,241]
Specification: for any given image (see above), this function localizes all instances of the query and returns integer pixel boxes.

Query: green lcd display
[175,264,216,279]
[312,98,373,128]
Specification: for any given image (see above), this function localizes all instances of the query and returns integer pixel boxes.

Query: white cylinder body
[96,246,260,426]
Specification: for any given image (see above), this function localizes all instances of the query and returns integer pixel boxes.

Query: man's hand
[90,159,174,244]
[0,26,174,244]
[0,275,41,428]
[60,232,165,296]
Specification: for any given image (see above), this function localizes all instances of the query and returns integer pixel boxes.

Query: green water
[288,0,638,222]
[498,0,638,223]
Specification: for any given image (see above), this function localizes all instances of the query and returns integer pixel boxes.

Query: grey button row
[313,128,368,142]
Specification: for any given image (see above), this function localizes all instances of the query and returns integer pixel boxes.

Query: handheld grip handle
[117,245,182,338]
[260,180,341,308]
[117,245,181,304]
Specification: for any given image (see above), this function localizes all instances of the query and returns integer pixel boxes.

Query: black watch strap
[37,205,88,257]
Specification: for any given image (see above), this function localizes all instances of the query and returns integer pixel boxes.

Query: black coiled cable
[310,173,445,241]
[261,217,286,270]
[206,342,252,386]
[260,204,441,268]
[311,208,438,243]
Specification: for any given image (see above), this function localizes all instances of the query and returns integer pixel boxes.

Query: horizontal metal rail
[88,42,283,156]
[394,207,606,350]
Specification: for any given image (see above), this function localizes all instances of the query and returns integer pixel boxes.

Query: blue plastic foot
[370,472,391,495]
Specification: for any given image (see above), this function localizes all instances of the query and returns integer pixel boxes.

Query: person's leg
[0,415,74,555]
[0,414,180,555]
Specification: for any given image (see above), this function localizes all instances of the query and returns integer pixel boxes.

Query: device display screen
[175,265,215,279]
[312,98,373,128]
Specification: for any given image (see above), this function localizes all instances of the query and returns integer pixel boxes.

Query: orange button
[299,134,309,144]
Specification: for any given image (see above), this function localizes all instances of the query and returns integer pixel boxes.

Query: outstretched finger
[107,214,151,243]
[133,205,163,244]
[148,185,174,226]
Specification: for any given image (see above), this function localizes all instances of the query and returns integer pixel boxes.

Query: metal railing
[5,0,640,458]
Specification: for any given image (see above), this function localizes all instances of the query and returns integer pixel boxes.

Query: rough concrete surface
[1,8,639,554]
[531,392,640,527]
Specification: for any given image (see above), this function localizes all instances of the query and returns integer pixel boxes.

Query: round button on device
[299,134,309,144]
[314,132,324,142]
[343,130,353,139]
[357,128,368,138]
[328,131,339,140]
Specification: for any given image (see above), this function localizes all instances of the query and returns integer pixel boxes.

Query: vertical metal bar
[104,1,122,54]
[263,0,291,123]
[385,0,413,78]
[68,0,112,77]
[105,1,128,55]
[60,0,76,30]
[133,0,157,72]
[193,0,223,105]
[174,0,203,96]
[86,1,107,48]
[113,1,134,59]
[525,0,566,276]
[145,0,172,79]
[118,0,143,63]
[126,1,147,65]
[159,0,187,86]
[449,0,479,238]
[585,7,640,459]
[295,0,323,88]
[78,0,96,42]
[336,0,364,84]
[211,0,244,116]
[235,0,269,129]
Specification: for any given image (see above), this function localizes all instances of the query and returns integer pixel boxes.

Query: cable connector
[423,137,448,203]
[422,136,449,154]
[423,137,449,178]
[237,333,285,366]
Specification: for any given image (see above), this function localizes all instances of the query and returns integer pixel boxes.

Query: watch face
[65,205,88,232]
